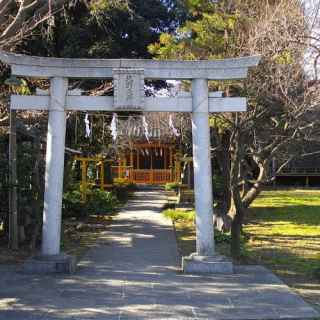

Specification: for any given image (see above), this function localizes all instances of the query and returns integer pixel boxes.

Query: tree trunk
[230,194,245,259]
[230,160,267,258]
[214,131,232,231]
[219,132,232,214]
[242,162,266,208]
[228,127,246,258]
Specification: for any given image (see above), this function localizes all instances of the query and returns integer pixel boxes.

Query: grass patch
[163,209,196,257]
[163,208,231,257]
[163,209,195,222]
[246,189,320,278]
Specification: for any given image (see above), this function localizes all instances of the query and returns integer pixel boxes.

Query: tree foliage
[21,0,182,59]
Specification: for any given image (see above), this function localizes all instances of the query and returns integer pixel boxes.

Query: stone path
[0,191,319,320]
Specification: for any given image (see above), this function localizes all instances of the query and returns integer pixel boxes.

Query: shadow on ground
[0,191,318,320]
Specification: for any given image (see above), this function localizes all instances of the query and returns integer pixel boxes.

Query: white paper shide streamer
[84,114,91,138]
[142,116,150,142]
[110,113,118,141]
[169,114,180,137]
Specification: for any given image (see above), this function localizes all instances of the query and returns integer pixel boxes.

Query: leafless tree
[0,0,67,49]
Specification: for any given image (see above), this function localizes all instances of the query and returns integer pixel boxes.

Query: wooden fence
[111,167,173,184]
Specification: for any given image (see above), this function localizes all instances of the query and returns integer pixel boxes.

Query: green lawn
[245,189,320,278]
[164,189,320,311]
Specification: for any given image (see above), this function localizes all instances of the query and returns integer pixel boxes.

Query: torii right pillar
[182,78,233,274]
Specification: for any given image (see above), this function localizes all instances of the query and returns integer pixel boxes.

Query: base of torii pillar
[182,254,233,274]
[23,253,76,274]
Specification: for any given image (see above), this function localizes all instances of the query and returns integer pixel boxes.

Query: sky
[303,0,320,79]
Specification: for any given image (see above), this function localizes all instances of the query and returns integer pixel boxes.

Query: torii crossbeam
[0,50,260,274]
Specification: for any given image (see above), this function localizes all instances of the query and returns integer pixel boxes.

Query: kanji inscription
[113,68,144,110]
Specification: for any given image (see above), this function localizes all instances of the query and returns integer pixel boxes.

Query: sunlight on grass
[163,208,231,257]
[163,209,196,256]
[246,189,320,277]
[163,209,195,222]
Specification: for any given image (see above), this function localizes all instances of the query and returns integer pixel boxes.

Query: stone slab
[23,253,76,274]
[182,253,234,274]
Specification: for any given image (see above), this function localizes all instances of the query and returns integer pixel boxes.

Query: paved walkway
[0,191,319,320]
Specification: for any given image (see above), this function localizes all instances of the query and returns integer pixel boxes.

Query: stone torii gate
[0,51,260,273]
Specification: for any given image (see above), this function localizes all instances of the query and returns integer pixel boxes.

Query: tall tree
[23,0,183,59]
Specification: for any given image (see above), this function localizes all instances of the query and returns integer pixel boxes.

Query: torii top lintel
[0,50,260,80]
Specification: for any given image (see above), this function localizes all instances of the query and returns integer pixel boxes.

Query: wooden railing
[132,169,172,184]
[111,167,173,184]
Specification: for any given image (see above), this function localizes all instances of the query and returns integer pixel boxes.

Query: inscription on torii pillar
[113,68,144,110]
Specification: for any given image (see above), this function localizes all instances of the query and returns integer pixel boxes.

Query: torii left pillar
[24,77,76,273]
[42,77,67,255]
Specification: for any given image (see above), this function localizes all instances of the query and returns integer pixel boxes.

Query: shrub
[62,189,118,218]
[86,189,118,215]
[165,182,181,192]
[214,230,231,243]
[113,178,136,201]
[63,190,86,218]
[113,177,130,185]
[113,178,136,191]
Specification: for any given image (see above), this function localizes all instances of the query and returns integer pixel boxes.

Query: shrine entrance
[74,141,178,200]
[0,50,259,273]
[113,142,178,185]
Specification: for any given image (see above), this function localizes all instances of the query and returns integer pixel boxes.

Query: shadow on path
[0,191,318,319]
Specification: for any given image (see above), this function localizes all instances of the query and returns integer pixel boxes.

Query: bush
[165,182,181,192]
[214,230,231,243]
[113,177,129,185]
[113,178,136,201]
[86,189,118,215]
[63,190,86,218]
[113,178,136,190]
[62,189,118,218]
